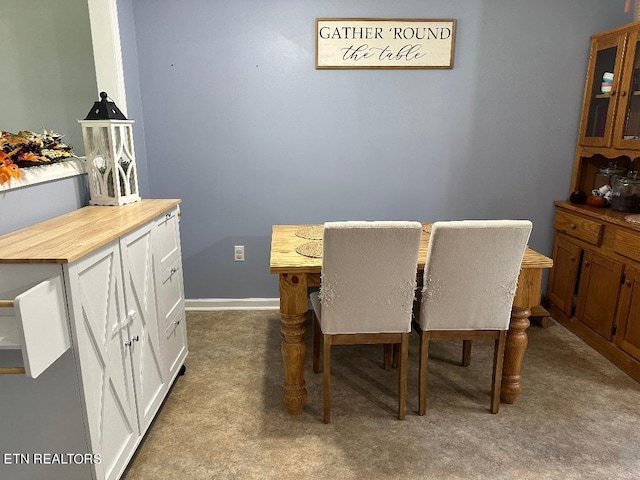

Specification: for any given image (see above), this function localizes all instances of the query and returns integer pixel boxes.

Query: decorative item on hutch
[79,92,140,206]
[625,0,640,21]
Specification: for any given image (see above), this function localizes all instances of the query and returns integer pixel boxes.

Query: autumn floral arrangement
[0,130,77,185]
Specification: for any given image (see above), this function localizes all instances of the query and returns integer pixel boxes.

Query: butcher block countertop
[0,199,181,264]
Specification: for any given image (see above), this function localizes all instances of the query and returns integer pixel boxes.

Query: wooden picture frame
[316,18,456,69]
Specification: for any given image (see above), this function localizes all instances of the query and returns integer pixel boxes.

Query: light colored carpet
[122,311,640,479]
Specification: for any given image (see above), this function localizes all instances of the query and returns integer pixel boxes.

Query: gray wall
[124,0,630,299]
[117,0,151,198]
[2,1,632,300]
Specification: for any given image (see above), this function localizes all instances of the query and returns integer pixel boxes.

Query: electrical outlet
[234,245,245,261]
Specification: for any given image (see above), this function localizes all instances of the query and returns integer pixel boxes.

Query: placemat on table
[295,225,324,240]
[625,214,640,225]
[295,240,323,258]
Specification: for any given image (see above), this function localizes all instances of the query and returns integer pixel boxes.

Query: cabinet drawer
[154,207,181,273]
[0,275,69,378]
[554,210,603,246]
[162,310,187,378]
[158,255,184,327]
[613,229,640,263]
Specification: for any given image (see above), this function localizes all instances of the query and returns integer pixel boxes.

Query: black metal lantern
[84,91,128,120]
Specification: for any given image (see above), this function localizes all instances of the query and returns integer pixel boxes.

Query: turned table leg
[501,268,542,404]
[279,273,308,415]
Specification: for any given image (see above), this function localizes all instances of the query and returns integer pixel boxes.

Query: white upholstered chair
[310,221,422,423]
[414,220,532,414]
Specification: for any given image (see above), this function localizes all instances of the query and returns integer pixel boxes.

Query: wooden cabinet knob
[584,260,591,267]
[570,223,576,229]
[570,256,577,262]
[626,280,633,287]
[621,91,627,97]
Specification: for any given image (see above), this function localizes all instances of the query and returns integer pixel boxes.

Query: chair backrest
[319,221,423,334]
[418,220,533,331]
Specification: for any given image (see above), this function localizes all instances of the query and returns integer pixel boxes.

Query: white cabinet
[67,219,169,480]
[0,200,187,480]
[154,207,187,379]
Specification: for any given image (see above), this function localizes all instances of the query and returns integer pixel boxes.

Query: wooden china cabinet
[547,21,640,382]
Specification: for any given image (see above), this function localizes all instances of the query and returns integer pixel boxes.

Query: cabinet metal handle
[166,212,172,219]
[175,319,181,326]
[132,335,140,342]
[170,267,178,275]
[124,340,132,347]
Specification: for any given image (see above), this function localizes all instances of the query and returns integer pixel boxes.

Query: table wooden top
[270,224,553,274]
[0,199,181,264]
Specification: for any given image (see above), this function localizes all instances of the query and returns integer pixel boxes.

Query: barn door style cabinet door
[0,200,187,480]
[66,221,167,479]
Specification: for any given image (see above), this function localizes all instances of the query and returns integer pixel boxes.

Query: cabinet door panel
[580,33,626,147]
[613,28,640,149]
[120,223,165,433]
[615,267,640,359]
[13,275,69,378]
[67,243,138,480]
[576,251,623,340]
[548,236,582,316]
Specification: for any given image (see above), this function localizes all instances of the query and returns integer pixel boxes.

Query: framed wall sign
[316,18,456,69]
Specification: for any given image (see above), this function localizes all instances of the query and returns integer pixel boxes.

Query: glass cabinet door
[614,29,640,150]
[580,33,625,148]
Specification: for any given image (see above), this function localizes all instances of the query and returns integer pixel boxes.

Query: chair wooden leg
[418,329,429,415]
[312,312,321,373]
[490,331,507,414]
[462,340,472,366]
[323,334,331,423]
[398,332,409,420]
[392,343,400,368]
[383,344,392,370]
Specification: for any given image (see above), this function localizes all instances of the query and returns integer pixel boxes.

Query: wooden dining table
[269,223,553,415]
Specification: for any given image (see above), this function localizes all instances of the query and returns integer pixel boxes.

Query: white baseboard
[185,298,280,311]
